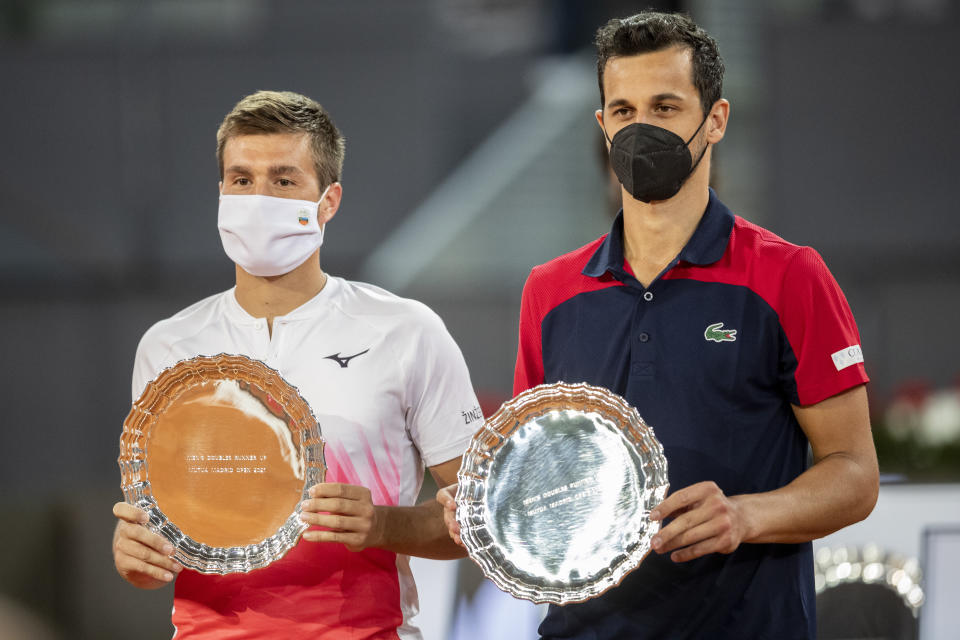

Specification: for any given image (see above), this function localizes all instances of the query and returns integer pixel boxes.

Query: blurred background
[1,0,958,638]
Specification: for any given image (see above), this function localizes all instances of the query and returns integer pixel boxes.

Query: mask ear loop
[600,114,615,146]
[683,112,711,178]
[684,112,709,145]
[316,182,335,243]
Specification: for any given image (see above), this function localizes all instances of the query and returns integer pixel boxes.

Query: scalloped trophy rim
[117,353,326,575]
[455,381,669,604]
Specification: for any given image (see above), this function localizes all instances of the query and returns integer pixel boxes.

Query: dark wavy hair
[595,11,724,115]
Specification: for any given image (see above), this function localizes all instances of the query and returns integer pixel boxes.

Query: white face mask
[217,186,330,277]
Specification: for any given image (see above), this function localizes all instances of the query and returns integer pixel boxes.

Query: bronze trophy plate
[456,382,668,604]
[118,354,325,574]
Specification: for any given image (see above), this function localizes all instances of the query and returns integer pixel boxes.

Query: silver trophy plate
[118,354,325,574]
[456,382,668,604]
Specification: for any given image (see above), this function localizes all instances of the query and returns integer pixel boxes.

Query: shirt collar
[224,274,341,324]
[583,188,735,280]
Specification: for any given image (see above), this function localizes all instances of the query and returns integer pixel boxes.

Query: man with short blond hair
[215,90,345,187]
[113,90,480,638]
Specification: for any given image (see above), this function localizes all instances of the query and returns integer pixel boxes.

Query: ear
[706,99,730,144]
[318,182,343,225]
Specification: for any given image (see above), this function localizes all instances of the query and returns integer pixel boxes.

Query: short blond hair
[216,90,345,186]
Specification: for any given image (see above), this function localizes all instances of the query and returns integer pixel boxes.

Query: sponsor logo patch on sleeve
[461,406,484,425]
[831,345,864,371]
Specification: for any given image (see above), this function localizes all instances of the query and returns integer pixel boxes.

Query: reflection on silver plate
[456,382,668,604]
[118,354,325,574]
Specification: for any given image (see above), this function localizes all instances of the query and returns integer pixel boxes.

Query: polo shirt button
[643,291,653,301]
[638,332,650,342]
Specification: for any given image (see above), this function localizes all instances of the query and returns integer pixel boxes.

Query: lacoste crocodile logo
[323,349,370,368]
[704,322,737,342]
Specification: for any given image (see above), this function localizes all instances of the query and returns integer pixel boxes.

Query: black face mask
[604,115,709,203]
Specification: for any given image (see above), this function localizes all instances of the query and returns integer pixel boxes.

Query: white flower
[918,389,960,447]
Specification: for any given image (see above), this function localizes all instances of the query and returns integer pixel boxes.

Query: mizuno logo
[704,322,737,342]
[323,349,370,368]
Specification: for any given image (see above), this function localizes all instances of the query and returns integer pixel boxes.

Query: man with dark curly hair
[441,11,878,640]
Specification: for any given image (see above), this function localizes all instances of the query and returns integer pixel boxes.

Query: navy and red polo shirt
[515,190,868,640]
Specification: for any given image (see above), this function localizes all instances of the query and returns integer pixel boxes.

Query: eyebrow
[651,92,686,102]
[605,98,633,111]
[223,164,306,176]
[267,165,305,176]
[605,93,688,110]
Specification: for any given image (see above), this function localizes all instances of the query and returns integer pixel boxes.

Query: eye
[278,178,294,187]
[233,177,251,186]
[654,104,677,114]
[613,107,632,117]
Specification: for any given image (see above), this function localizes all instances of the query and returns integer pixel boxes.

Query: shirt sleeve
[513,268,546,396]
[777,246,869,406]
[402,308,482,468]
[131,331,163,402]
[129,320,180,402]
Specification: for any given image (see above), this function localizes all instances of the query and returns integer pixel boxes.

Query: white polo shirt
[131,275,482,639]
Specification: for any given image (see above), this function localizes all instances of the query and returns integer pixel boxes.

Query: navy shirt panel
[541,279,807,498]
[538,279,815,639]
[539,543,814,640]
